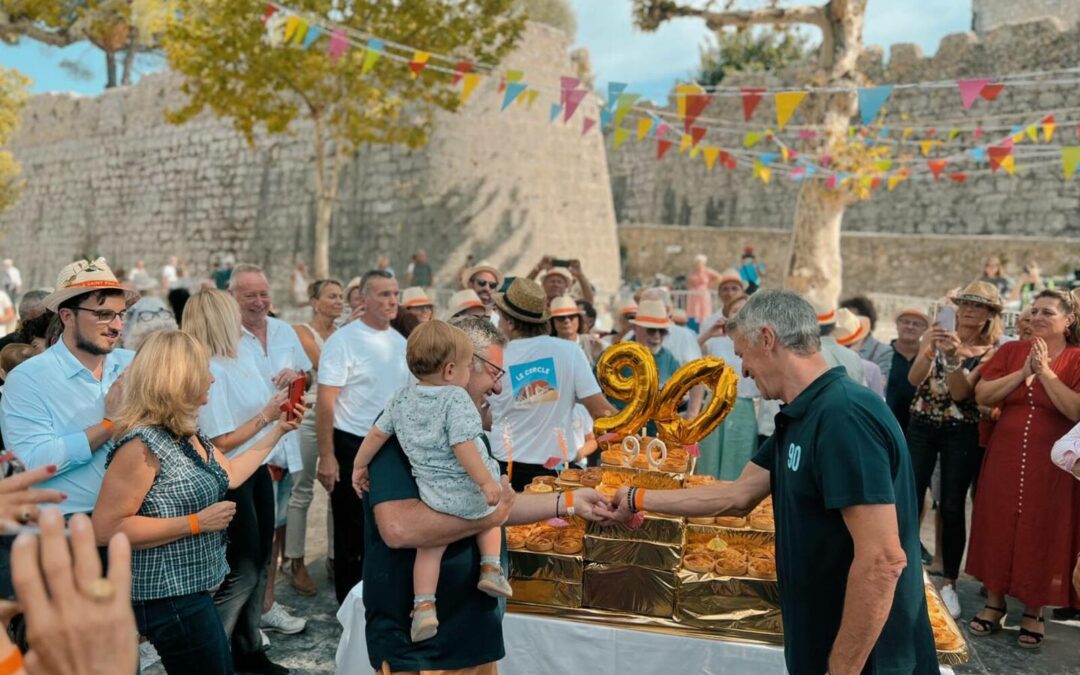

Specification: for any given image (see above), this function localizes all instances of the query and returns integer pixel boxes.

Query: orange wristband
[188,514,200,536]
[0,643,22,674]
[634,488,647,513]
[100,418,115,431]
[564,489,575,517]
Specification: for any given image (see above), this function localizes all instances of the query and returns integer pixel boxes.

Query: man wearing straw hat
[526,256,596,307]
[461,262,503,320]
[400,287,435,323]
[446,289,487,320]
[701,269,749,334]
[834,308,885,397]
[488,278,614,491]
[2,258,138,516]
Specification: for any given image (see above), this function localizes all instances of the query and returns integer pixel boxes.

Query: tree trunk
[104,50,117,89]
[121,30,138,86]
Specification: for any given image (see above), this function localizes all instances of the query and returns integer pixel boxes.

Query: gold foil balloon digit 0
[653,357,739,446]
[593,342,660,438]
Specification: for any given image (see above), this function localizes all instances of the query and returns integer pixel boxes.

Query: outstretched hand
[570,488,618,525]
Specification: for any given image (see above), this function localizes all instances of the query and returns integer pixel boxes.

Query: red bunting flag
[689,126,706,147]
[988,145,1012,173]
[684,94,713,132]
[928,159,947,179]
[451,60,473,85]
[262,4,278,24]
[724,155,737,171]
[740,88,765,122]
[979,83,1005,101]
[948,173,967,183]
[657,139,673,160]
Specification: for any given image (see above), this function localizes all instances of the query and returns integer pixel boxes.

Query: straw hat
[401,287,434,309]
[43,258,136,312]
[614,298,639,317]
[954,280,1003,312]
[896,307,931,325]
[630,300,673,330]
[540,267,574,284]
[447,289,485,317]
[549,295,582,318]
[493,277,549,324]
[459,262,503,290]
[717,269,747,289]
[813,298,838,327]
[834,309,870,346]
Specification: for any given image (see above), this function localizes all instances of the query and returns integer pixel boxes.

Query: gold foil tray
[586,512,684,544]
[684,525,775,550]
[508,549,583,583]
[585,534,682,571]
[583,562,677,619]
[509,578,582,608]
[675,568,782,638]
[924,573,970,665]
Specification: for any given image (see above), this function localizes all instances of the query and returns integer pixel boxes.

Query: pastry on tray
[748,554,776,579]
[554,535,584,555]
[524,482,554,494]
[749,512,775,531]
[659,458,687,473]
[525,532,555,552]
[687,516,716,525]
[683,553,715,573]
[559,468,583,484]
[715,515,747,528]
[580,468,602,487]
[630,454,651,470]
[713,547,748,577]
[532,475,557,486]
[600,450,627,467]
[506,529,528,550]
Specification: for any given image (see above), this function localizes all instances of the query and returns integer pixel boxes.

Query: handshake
[568,486,640,526]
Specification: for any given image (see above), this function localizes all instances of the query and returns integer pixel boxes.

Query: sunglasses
[473,353,505,381]
[472,279,498,290]
[644,327,668,336]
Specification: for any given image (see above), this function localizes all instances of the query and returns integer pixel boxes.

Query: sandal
[968,604,1006,636]
[1017,613,1045,649]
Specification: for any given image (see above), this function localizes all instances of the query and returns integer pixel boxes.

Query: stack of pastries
[681,533,776,580]
[926,585,965,652]
[506,516,587,556]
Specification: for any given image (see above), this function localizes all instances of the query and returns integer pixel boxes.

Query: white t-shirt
[200,355,289,468]
[317,320,409,437]
[572,404,593,466]
[664,324,702,365]
[160,264,178,289]
[0,290,13,337]
[488,335,602,465]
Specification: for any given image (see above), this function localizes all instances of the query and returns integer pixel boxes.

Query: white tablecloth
[336,584,957,674]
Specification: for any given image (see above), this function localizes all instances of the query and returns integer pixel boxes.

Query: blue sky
[1,1,972,101]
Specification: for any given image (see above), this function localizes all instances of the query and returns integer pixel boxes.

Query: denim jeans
[213,466,274,659]
[135,591,233,675]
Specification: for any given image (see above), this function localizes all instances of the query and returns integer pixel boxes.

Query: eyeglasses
[71,307,124,325]
[473,353,505,381]
[128,308,174,323]
[644,327,669,336]
[472,279,498,290]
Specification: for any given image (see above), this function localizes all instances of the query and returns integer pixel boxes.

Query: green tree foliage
[514,0,576,38]
[0,66,29,213]
[695,27,809,85]
[163,0,524,277]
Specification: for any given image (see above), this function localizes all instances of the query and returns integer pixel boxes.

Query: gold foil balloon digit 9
[653,357,739,446]
[593,342,660,438]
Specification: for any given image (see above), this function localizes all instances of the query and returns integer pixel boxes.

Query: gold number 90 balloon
[654,357,739,446]
[593,342,659,437]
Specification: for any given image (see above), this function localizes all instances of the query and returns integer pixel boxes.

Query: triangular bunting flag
[826,175,839,190]
[563,89,587,122]
[327,28,348,63]
[452,60,473,85]
[1001,155,1016,176]
[740,88,765,122]
[775,92,806,130]
[501,82,527,111]
[703,146,720,170]
[600,109,614,129]
[505,70,524,82]
[262,4,279,24]
[948,173,967,183]
[689,126,706,147]
[919,140,942,157]
[875,159,894,172]
[560,76,581,93]
[969,147,987,162]
[525,90,540,108]
[1026,125,1039,143]
[409,51,430,78]
[300,26,321,50]
[637,117,654,141]
[973,128,985,141]
[888,171,908,191]
[608,82,628,109]
[980,83,1004,101]
[460,73,480,104]
[902,127,913,141]
[928,160,947,179]
[549,103,562,122]
[362,39,384,75]
[674,83,701,119]
[613,127,631,149]
[857,86,894,125]
[759,152,778,166]
[582,117,597,135]
[1043,114,1056,142]
[689,145,701,160]
[656,122,670,137]
[790,166,807,181]
[743,132,763,148]
[684,94,713,132]
[614,93,640,127]
[947,128,960,141]
[283,15,301,42]
[657,139,673,160]
[679,134,692,153]
[988,145,1012,172]
[1063,147,1080,180]
[957,79,990,111]
[797,129,817,140]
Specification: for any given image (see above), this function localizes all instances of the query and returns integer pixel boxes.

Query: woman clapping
[92,331,303,674]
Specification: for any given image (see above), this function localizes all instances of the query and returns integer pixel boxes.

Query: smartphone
[936,305,956,332]
[280,375,306,421]
[552,258,572,268]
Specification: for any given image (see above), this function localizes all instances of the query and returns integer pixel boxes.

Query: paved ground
[145,483,1079,674]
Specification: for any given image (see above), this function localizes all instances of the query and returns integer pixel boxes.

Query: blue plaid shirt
[108,426,230,602]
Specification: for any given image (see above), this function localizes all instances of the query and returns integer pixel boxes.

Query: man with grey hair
[610,290,938,675]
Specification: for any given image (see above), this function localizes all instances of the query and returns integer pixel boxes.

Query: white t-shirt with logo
[318,320,409,437]
[488,335,602,465]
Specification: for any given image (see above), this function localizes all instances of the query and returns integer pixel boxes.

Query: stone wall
[973,0,1080,35]
[620,224,1080,299]
[0,22,621,300]
[608,19,1080,240]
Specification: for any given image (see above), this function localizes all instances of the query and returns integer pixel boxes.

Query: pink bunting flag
[740,88,765,122]
[685,443,701,458]
[957,79,990,111]
[582,117,597,135]
[797,129,818,140]
[826,175,838,190]
[655,122,670,137]
[563,89,587,122]
[327,28,348,64]
[560,76,581,91]
[820,155,833,168]
[973,128,985,141]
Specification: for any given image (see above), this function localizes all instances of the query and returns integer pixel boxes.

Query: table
[336,585,956,674]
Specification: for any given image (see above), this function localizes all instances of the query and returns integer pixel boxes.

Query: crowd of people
[0,247,1074,675]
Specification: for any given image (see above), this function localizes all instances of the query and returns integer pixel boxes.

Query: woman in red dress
[968,290,1080,647]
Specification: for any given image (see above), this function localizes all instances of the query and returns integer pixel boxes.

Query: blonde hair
[113,331,212,439]
[406,320,473,377]
[182,289,242,359]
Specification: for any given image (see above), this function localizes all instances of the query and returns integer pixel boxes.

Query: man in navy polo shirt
[612,291,938,675]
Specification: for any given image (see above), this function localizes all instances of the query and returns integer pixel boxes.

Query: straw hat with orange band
[43,258,138,312]
[630,300,674,331]
[549,295,582,318]
[834,308,871,347]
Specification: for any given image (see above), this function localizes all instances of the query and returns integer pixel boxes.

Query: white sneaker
[138,641,161,670]
[260,629,270,648]
[260,602,306,634]
[940,584,962,619]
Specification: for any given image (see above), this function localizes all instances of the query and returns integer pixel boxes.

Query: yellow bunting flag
[947,128,960,141]
[752,161,772,184]
[1026,125,1039,143]
[675,83,703,120]
[689,145,701,159]
[1001,155,1016,176]
[460,74,480,104]
[876,159,893,172]
[703,146,720,170]
[781,146,790,162]
[637,117,653,141]
[902,127,913,141]
[887,172,908,191]
[284,14,301,42]
[1063,147,1080,180]
[1043,115,1057,142]
[919,140,942,157]
[743,132,763,148]
[774,91,807,130]
[505,69,524,82]
[362,46,382,75]
[613,127,631,149]
[408,51,430,78]
[679,134,692,153]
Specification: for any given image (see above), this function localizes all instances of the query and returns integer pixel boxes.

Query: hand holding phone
[936,305,956,333]
[280,375,306,422]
